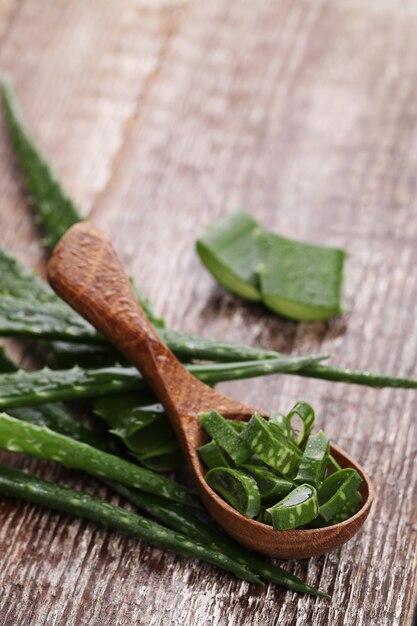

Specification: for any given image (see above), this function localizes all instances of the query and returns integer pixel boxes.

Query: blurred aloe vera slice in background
[196,211,262,301]
[197,210,345,321]
[258,230,345,321]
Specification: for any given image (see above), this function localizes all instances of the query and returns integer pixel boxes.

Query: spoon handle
[47,222,244,431]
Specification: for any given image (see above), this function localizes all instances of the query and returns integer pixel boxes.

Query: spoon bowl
[48,221,373,559]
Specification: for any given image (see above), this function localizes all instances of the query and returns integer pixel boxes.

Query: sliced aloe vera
[196,211,262,301]
[317,468,362,522]
[287,400,315,446]
[241,413,301,476]
[240,465,293,501]
[198,440,231,469]
[258,230,345,321]
[205,468,261,518]
[311,489,362,528]
[199,410,252,464]
[269,411,293,440]
[227,420,247,433]
[295,431,329,487]
[327,490,362,525]
[266,484,319,530]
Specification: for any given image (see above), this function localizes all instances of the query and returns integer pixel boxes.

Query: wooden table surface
[0,1,416,624]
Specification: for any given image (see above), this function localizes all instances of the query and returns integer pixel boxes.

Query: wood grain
[0,0,416,624]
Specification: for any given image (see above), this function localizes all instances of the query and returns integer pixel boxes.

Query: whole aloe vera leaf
[0,354,326,410]
[1,80,82,249]
[0,464,262,583]
[1,82,163,328]
[0,247,58,303]
[0,348,107,447]
[0,413,200,509]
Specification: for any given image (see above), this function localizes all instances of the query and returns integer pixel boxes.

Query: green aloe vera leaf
[43,341,120,369]
[240,464,294,500]
[0,247,57,303]
[199,411,252,464]
[0,348,103,447]
[317,468,363,523]
[137,451,184,472]
[258,230,345,321]
[241,413,301,477]
[0,295,101,343]
[196,211,262,301]
[2,80,82,249]
[0,463,259,584]
[0,413,199,508]
[286,400,315,446]
[266,484,319,530]
[205,467,261,518]
[294,431,330,487]
[268,411,293,440]
[0,355,325,411]
[197,440,231,469]
[107,483,326,597]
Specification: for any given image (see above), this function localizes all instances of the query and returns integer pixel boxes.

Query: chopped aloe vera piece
[198,440,231,469]
[196,211,262,301]
[295,431,330,487]
[199,411,252,464]
[317,468,362,522]
[240,464,293,500]
[287,401,315,446]
[227,420,247,433]
[267,421,302,455]
[310,490,362,528]
[205,468,261,518]
[258,230,345,321]
[327,490,362,525]
[241,413,301,476]
[266,484,319,530]
[269,411,293,440]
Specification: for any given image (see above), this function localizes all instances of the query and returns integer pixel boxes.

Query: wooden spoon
[48,221,373,559]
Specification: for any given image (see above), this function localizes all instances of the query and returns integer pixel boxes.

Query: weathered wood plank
[0,0,416,624]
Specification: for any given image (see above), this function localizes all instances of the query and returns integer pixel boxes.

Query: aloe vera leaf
[0,247,57,303]
[1,80,82,249]
[0,464,262,583]
[0,347,103,447]
[196,211,262,301]
[266,484,319,530]
[258,230,345,321]
[2,289,416,388]
[0,295,101,343]
[0,413,199,508]
[0,354,326,410]
[205,468,261,518]
[1,83,164,328]
[93,392,183,469]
